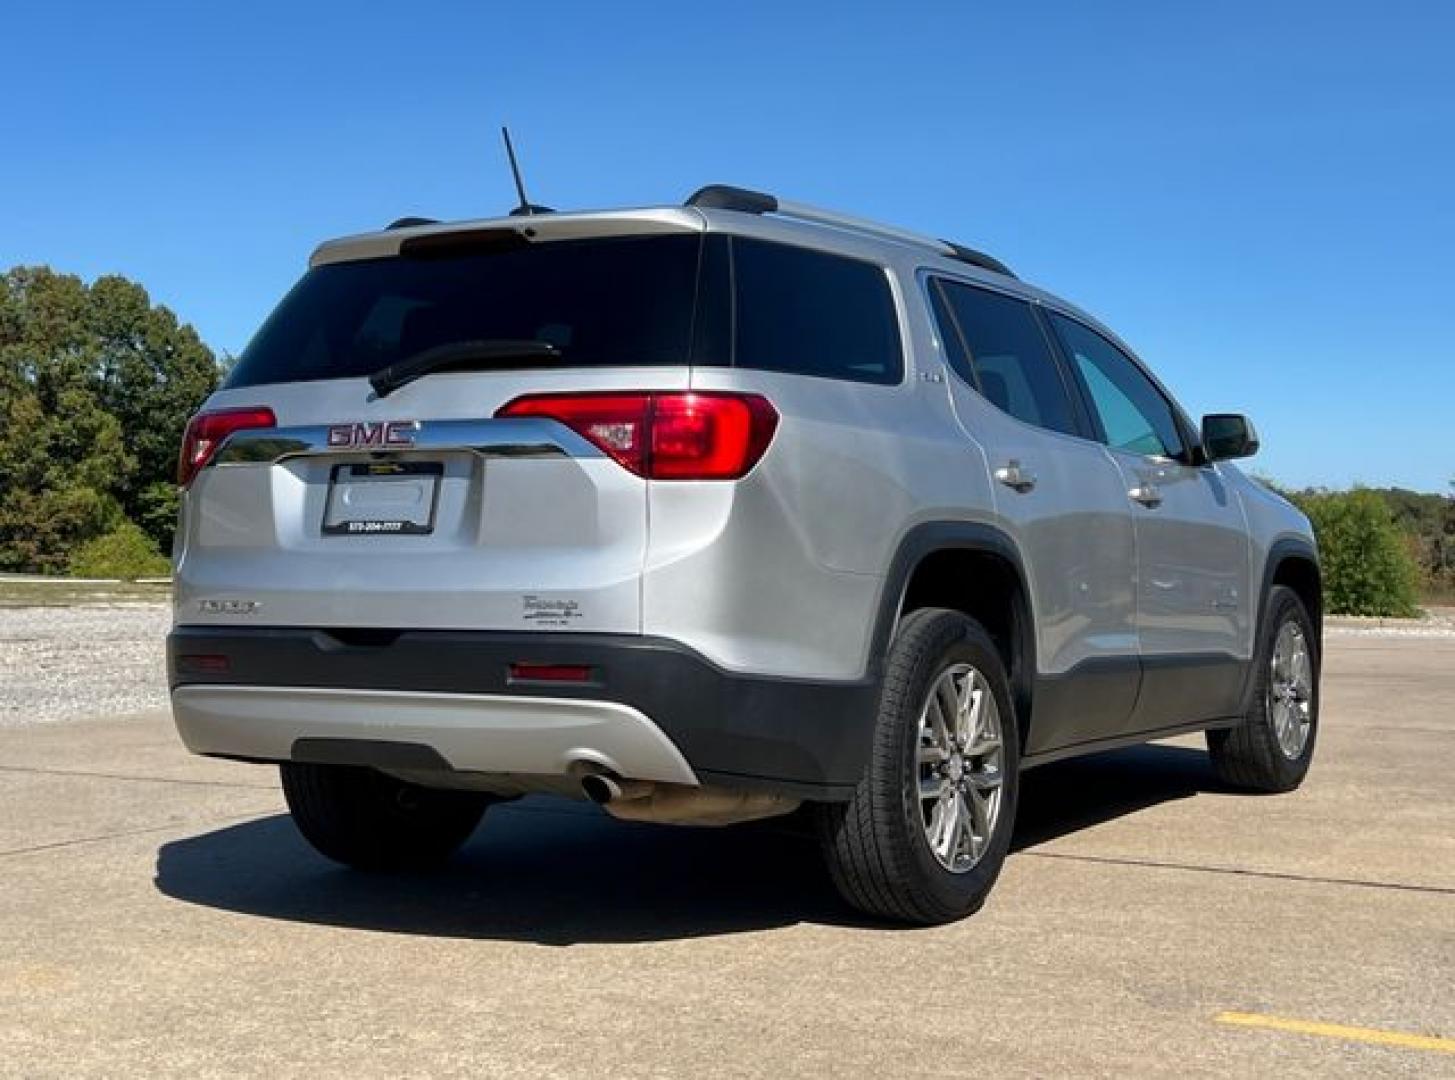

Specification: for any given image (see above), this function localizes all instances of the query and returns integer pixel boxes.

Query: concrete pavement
[0,635,1451,1077]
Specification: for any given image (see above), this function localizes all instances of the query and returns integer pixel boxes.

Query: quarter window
[731,238,903,385]
[1050,314,1185,459]
[931,280,1080,437]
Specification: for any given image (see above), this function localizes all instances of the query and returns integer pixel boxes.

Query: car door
[928,278,1140,756]
[1047,312,1252,733]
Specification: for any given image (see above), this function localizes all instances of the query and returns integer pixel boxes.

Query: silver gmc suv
[168,185,1321,924]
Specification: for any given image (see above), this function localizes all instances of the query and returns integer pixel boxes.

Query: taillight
[497,392,778,480]
[177,407,277,488]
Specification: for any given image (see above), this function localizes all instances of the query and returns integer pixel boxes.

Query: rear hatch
[176,216,713,633]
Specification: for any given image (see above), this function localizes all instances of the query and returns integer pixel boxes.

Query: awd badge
[198,599,262,616]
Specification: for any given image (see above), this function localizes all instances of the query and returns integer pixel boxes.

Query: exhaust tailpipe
[580,773,654,805]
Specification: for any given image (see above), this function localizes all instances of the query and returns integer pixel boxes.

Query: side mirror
[1201,413,1260,462]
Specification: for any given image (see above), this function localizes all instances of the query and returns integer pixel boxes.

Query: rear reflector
[508,662,594,683]
[176,653,232,674]
[496,392,778,480]
[177,407,278,487]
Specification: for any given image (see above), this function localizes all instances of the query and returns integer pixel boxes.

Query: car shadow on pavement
[155,743,1225,944]
[156,798,851,944]
[1013,742,1226,851]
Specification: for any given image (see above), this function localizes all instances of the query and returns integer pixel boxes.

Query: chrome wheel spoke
[932,792,961,862]
[965,786,992,857]
[965,726,1001,759]
[918,741,948,765]
[968,763,1002,793]
[955,672,981,746]
[954,792,977,861]
[932,678,958,747]
[920,774,950,802]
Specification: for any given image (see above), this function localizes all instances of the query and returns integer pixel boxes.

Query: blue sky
[2,1,1451,492]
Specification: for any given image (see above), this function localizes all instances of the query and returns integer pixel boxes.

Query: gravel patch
[1325,610,1455,639]
[0,603,171,725]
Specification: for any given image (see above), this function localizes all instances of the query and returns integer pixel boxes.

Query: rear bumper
[167,627,880,799]
[172,685,699,784]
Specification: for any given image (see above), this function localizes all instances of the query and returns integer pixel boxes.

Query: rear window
[226,231,903,389]
[226,234,704,389]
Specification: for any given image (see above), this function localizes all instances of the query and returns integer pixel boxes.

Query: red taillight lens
[499,393,654,474]
[496,392,778,480]
[649,393,779,479]
[177,407,277,488]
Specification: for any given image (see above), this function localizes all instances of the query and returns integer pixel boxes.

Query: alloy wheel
[1269,620,1313,758]
[916,663,1005,872]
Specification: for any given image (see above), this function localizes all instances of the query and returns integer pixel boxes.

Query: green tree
[0,266,220,572]
[86,274,219,540]
[1290,489,1421,617]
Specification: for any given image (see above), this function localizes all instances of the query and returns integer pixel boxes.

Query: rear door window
[930,279,1080,436]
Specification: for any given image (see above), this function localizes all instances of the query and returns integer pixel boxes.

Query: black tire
[280,763,491,871]
[1206,585,1320,793]
[816,608,1021,925]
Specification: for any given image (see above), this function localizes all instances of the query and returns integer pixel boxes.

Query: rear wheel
[280,763,491,871]
[817,608,1020,925]
[1206,585,1319,792]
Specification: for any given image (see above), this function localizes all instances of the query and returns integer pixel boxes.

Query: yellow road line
[1216,1011,1455,1055]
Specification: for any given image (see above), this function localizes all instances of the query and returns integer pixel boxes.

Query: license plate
[323,462,442,536]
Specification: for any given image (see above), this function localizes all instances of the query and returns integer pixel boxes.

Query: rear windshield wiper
[369,339,562,398]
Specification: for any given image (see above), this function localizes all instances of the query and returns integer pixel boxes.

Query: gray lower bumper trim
[171,685,699,785]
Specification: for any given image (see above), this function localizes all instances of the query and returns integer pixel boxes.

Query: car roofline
[307,201,1109,344]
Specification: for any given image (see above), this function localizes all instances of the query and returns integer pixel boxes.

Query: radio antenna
[501,126,551,216]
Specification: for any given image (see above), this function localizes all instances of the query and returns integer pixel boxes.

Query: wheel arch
[1267,541,1322,640]
[1238,536,1322,712]
[871,522,1037,746]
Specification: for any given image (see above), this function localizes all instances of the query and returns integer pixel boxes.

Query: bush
[1290,490,1420,617]
[0,483,122,575]
[67,519,171,580]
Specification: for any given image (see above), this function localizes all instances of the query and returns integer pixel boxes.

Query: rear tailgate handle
[994,461,1037,494]
[211,418,579,467]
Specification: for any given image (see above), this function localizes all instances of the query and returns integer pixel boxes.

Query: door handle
[994,461,1037,494]
[1128,483,1163,508]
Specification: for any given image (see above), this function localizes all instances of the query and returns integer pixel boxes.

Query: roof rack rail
[387,216,439,230]
[685,184,1016,279]
[941,242,1017,279]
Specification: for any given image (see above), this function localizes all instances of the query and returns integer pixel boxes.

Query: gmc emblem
[326,420,418,449]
